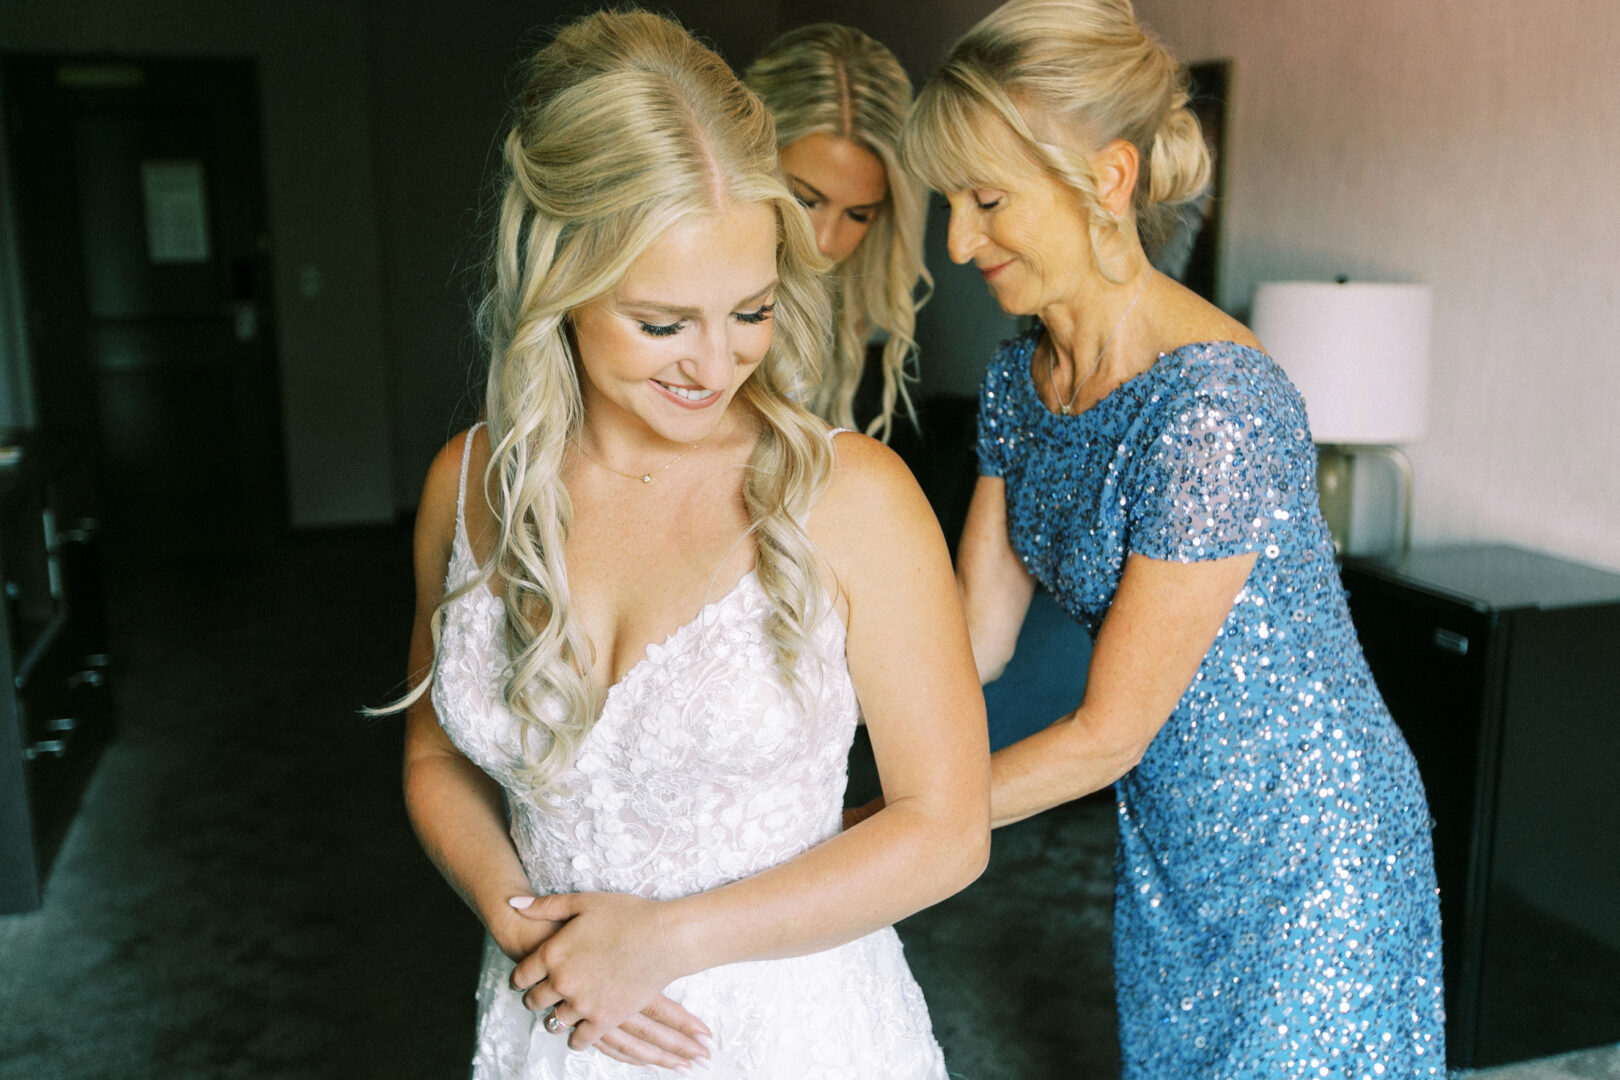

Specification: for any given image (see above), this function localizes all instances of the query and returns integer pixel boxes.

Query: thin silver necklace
[578,436,705,484]
[1051,266,1152,416]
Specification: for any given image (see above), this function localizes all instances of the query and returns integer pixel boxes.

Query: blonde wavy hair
[745,24,930,443]
[402,9,835,798]
[901,0,1210,278]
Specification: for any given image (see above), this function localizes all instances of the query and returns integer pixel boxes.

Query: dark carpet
[0,528,481,1078]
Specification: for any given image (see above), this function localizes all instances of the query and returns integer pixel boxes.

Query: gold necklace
[577,437,705,484]
[1051,266,1152,416]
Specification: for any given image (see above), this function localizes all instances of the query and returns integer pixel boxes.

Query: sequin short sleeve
[974,334,1028,479]
[1126,368,1295,563]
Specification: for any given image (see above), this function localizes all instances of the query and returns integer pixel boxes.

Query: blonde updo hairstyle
[407,10,835,798]
[902,0,1210,278]
[745,24,930,442]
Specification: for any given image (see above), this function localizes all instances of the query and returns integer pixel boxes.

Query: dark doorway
[1,55,284,562]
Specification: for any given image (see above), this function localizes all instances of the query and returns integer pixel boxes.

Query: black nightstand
[1339,545,1620,1068]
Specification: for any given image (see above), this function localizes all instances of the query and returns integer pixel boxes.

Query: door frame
[0,52,287,548]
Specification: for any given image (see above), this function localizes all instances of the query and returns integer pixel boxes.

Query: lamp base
[1316,445,1354,556]
[1314,444,1414,558]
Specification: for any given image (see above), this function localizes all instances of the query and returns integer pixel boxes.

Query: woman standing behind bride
[744,23,929,442]
[397,9,988,1078]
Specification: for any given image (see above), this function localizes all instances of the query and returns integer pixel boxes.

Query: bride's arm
[511,433,991,1049]
[403,435,542,955]
[402,433,712,1069]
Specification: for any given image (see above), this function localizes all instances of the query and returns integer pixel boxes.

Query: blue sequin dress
[977,331,1446,1078]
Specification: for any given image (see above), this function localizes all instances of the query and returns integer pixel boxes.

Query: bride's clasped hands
[498,891,717,1067]
[506,891,687,1051]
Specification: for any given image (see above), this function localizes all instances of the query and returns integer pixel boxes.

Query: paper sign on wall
[141,159,211,264]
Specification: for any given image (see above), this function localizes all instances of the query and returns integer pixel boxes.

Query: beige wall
[1135,0,1620,571]
[0,0,395,527]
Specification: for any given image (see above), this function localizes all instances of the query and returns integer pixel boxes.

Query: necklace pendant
[640,474,652,484]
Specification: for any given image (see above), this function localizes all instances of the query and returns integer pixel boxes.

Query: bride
[396,10,989,1077]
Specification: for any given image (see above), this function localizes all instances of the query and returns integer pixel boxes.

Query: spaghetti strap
[826,426,852,443]
[456,422,484,534]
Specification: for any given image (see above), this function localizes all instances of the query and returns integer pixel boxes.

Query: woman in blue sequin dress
[895,0,1447,1074]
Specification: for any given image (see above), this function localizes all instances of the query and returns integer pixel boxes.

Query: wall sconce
[1252,280,1433,556]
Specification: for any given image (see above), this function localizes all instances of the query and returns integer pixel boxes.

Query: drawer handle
[1433,628,1470,655]
[56,521,99,546]
[68,669,104,689]
[24,739,67,761]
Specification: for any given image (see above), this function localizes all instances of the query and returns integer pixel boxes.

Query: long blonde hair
[405,10,835,797]
[902,0,1210,276]
[745,24,930,443]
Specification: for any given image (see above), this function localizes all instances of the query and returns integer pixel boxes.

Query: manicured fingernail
[508,896,535,910]
[697,1033,715,1053]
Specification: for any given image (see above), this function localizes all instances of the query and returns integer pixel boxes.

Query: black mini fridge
[1339,544,1620,1069]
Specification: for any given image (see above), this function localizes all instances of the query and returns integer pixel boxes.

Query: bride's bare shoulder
[418,425,497,566]
[810,431,945,581]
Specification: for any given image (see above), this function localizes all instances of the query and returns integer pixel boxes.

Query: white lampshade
[1252,281,1432,444]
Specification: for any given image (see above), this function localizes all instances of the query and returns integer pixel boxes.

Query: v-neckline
[596,567,760,703]
[447,519,761,703]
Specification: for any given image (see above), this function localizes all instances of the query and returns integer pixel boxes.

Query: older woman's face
[942,158,1092,317]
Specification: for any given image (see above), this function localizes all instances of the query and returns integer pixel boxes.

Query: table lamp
[1251,280,1433,556]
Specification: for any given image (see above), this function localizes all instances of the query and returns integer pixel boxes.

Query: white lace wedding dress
[430,429,947,1079]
